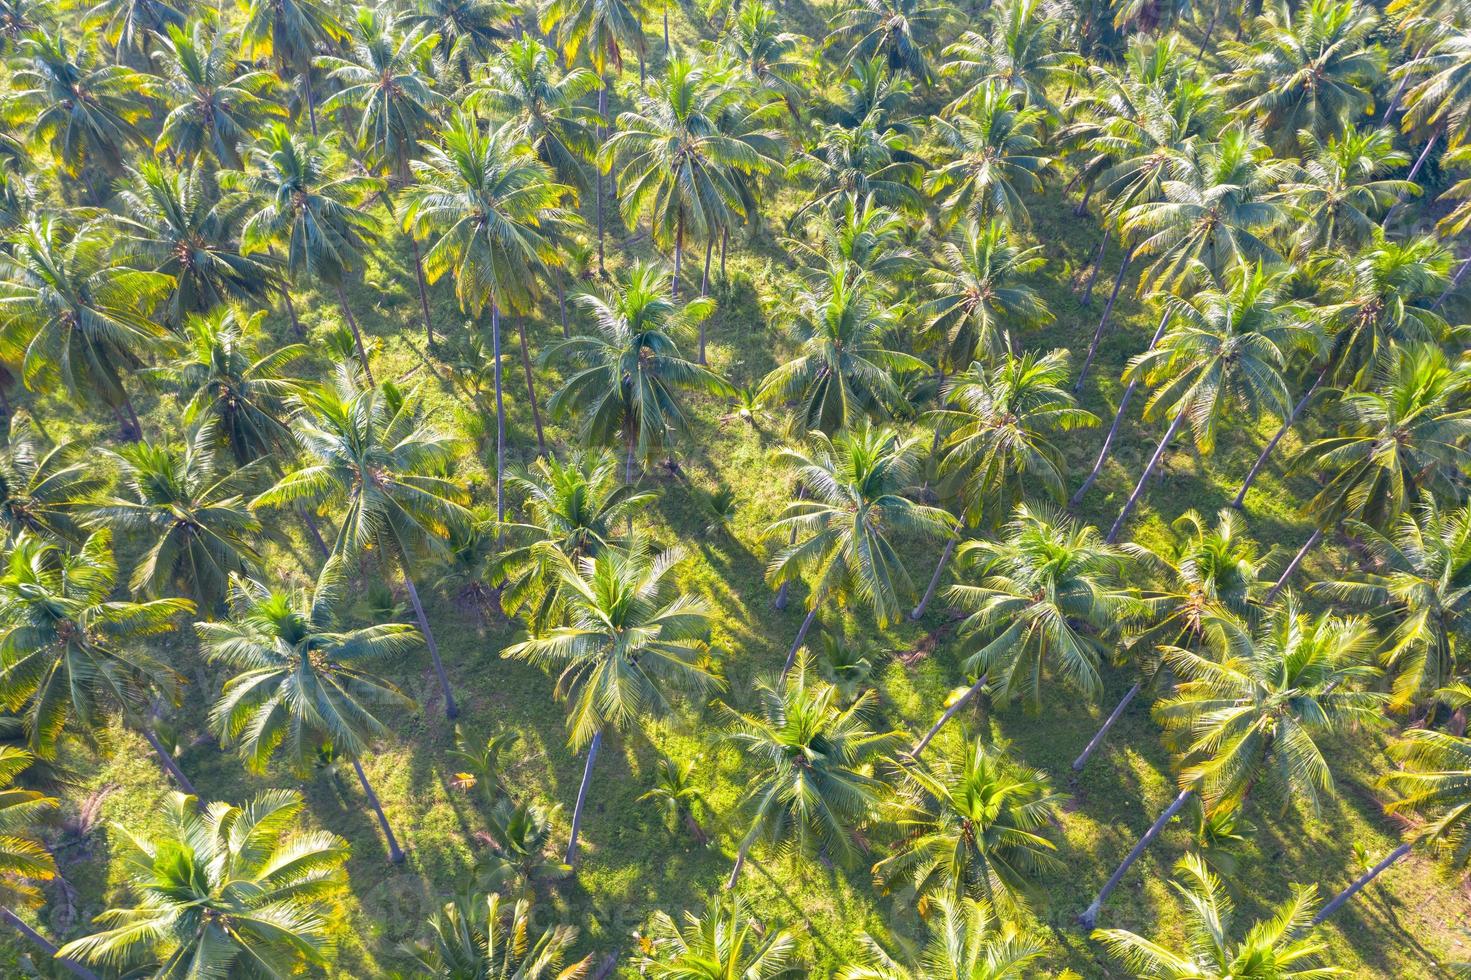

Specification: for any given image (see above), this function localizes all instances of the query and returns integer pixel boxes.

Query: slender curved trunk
[1073,182,1092,217]
[514,316,547,455]
[911,673,989,758]
[404,572,458,719]
[1,907,102,980]
[1075,248,1133,393]
[141,727,197,797]
[1384,124,1444,227]
[1266,527,1323,602]
[774,486,805,610]
[1080,229,1109,306]
[1233,365,1327,508]
[721,226,729,280]
[559,282,570,338]
[1435,254,1471,309]
[1313,842,1412,924]
[698,235,714,363]
[1383,49,1424,120]
[566,730,602,865]
[1072,309,1172,506]
[1195,4,1219,65]
[673,213,684,299]
[1106,408,1186,543]
[335,284,374,383]
[1073,681,1140,772]
[783,605,819,675]
[297,505,329,557]
[410,236,434,344]
[596,79,608,273]
[121,395,143,443]
[304,69,318,136]
[1079,787,1194,928]
[281,285,303,338]
[726,833,753,889]
[911,537,957,620]
[353,757,405,864]
[492,304,506,534]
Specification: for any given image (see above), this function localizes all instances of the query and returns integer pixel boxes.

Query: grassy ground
[5,7,1471,977]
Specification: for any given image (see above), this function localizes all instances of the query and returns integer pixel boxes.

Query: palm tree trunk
[664,1,670,47]
[1075,248,1133,393]
[1073,681,1140,772]
[304,69,319,136]
[1195,3,1219,65]
[559,282,570,338]
[726,833,753,889]
[1434,254,1471,309]
[403,572,458,720]
[566,729,602,865]
[1312,842,1411,924]
[335,284,374,383]
[1,907,102,980]
[721,226,729,280]
[910,673,989,757]
[783,605,819,675]
[121,395,143,442]
[514,316,547,455]
[1073,309,1173,506]
[1079,229,1109,306]
[141,727,197,797]
[281,286,303,337]
[1073,182,1092,217]
[1266,526,1323,602]
[1382,49,1423,120]
[698,235,713,363]
[596,79,609,274]
[1233,365,1327,508]
[673,213,683,299]
[410,236,434,344]
[297,505,329,557]
[774,485,805,610]
[1384,123,1444,227]
[1107,408,1187,543]
[492,304,507,533]
[1079,786,1194,928]
[910,537,957,620]
[352,757,406,864]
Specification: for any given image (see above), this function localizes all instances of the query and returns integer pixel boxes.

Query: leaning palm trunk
[1075,248,1133,393]
[491,304,507,532]
[699,236,714,363]
[672,213,684,299]
[1073,309,1173,506]
[334,284,374,382]
[910,673,989,757]
[1233,365,1327,508]
[1434,254,1470,309]
[911,537,958,620]
[1312,842,1412,924]
[514,316,547,455]
[141,726,198,797]
[410,236,434,344]
[1266,526,1323,601]
[596,79,609,273]
[353,757,405,863]
[1072,681,1141,772]
[566,729,602,865]
[1079,786,1195,928]
[1079,229,1110,306]
[1,907,101,980]
[1384,123,1444,227]
[1106,408,1187,543]
[403,573,459,720]
[783,605,820,675]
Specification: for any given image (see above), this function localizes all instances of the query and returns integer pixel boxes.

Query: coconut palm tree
[917,350,1096,619]
[756,269,927,435]
[406,0,511,84]
[255,374,473,718]
[0,746,70,974]
[502,538,716,865]
[1219,0,1383,156]
[723,1,808,112]
[0,216,171,439]
[152,22,285,169]
[56,789,350,976]
[84,0,183,66]
[201,573,421,863]
[637,895,795,977]
[921,219,1052,371]
[0,531,195,791]
[1092,854,1339,975]
[1311,502,1471,709]
[546,263,730,481]
[498,450,655,632]
[238,0,345,134]
[924,85,1051,230]
[401,891,591,978]
[784,193,919,293]
[767,425,954,670]
[89,441,267,608]
[1106,262,1299,542]
[940,0,1076,117]
[1396,24,1471,162]
[0,412,107,545]
[832,0,954,85]
[226,125,383,380]
[873,737,1066,913]
[1079,597,1385,926]
[722,652,901,887]
[1074,507,1267,773]
[114,160,280,328]
[1278,127,1415,257]
[1122,127,1289,294]
[6,30,151,178]
[163,307,306,467]
[789,109,927,225]
[403,111,577,500]
[947,504,1133,715]
[841,896,1044,979]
